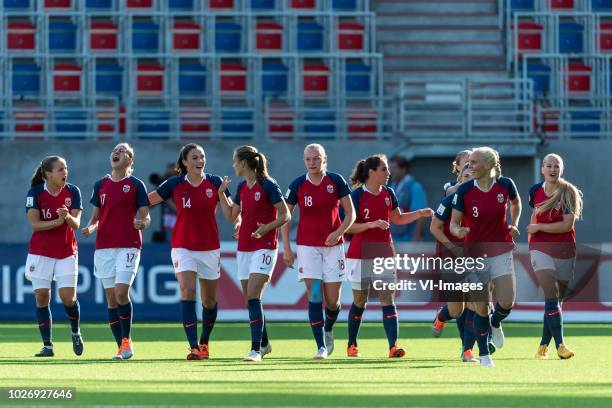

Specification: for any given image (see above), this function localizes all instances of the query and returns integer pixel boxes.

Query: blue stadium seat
[96,63,123,94]
[132,22,160,53]
[592,0,612,10]
[251,0,274,9]
[169,0,193,9]
[526,63,551,94]
[86,0,112,8]
[55,110,87,137]
[138,110,170,136]
[332,0,356,11]
[304,110,335,137]
[222,110,254,134]
[12,63,40,95]
[558,22,583,54]
[179,63,207,95]
[570,110,601,135]
[49,22,77,53]
[345,63,371,93]
[261,62,288,95]
[215,22,242,52]
[297,22,324,52]
[3,0,30,8]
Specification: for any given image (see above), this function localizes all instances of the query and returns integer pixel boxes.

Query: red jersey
[285,172,351,247]
[346,185,398,259]
[90,175,150,250]
[156,174,229,251]
[434,193,464,258]
[234,178,284,252]
[528,182,576,258]
[452,177,518,257]
[26,183,82,259]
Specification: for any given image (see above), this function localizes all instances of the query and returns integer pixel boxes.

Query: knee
[353,298,367,309]
[180,288,196,301]
[203,298,217,309]
[115,290,130,305]
[35,293,50,308]
[59,293,76,306]
[499,300,515,310]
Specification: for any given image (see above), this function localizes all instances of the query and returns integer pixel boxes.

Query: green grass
[0,322,611,408]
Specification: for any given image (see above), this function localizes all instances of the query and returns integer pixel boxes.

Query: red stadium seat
[567,63,591,94]
[90,22,118,51]
[338,22,364,51]
[173,22,201,51]
[180,109,211,139]
[209,0,233,9]
[291,0,315,8]
[540,109,560,137]
[302,63,329,95]
[45,0,71,8]
[220,63,247,94]
[96,105,126,138]
[516,22,543,57]
[53,64,81,93]
[7,22,36,51]
[127,0,153,8]
[347,109,377,139]
[550,0,573,9]
[14,110,45,138]
[137,64,164,95]
[256,22,283,51]
[599,22,612,51]
[267,104,294,140]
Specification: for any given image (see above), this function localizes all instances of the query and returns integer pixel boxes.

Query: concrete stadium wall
[1,139,605,244]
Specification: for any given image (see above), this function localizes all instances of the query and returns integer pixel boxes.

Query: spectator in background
[388,156,428,242]
[149,163,178,242]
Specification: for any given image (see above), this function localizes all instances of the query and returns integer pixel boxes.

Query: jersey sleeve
[500,177,518,200]
[452,182,469,213]
[133,177,151,208]
[350,188,363,219]
[233,181,245,206]
[156,176,180,201]
[528,183,540,208]
[209,174,231,199]
[434,195,453,222]
[90,179,103,207]
[67,184,83,210]
[285,176,303,206]
[328,172,351,199]
[386,186,399,210]
[25,185,41,212]
[263,179,284,205]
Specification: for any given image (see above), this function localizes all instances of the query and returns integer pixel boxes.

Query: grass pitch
[1,322,611,408]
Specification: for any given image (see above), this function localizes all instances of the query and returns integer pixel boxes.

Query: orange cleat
[120,338,133,360]
[186,347,203,360]
[461,348,478,363]
[198,343,210,359]
[432,314,445,337]
[347,344,361,357]
[388,343,406,358]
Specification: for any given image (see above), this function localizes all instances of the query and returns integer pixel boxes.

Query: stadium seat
[180,108,211,138]
[178,63,207,94]
[7,22,36,51]
[96,63,123,94]
[304,110,335,137]
[132,22,160,53]
[90,22,118,51]
[592,0,612,11]
[14,110,45,135]
[3,0,31,9]
[210,0,233,9]
[291,0,315,9]
[45,0,71,8]
[558,22,583,54]
[215,22,242,52]
[345,63,371,93]
[256,22,283,51]
[169,0,193,9]
[127,0,153,8]
[567,63,591,94]
[95,105,125,136]
[173,22,201,51]
[338,22,364,51]
[53,63,82,93]
[550,0,574,9]
[261,62,288,95]
[137,63,164,94]
[251,0,275,10]
[55,110,87,137]
[220,63,247,94]
[347,108,377,140]
[510,0,534,11]
[599,22,612,51]
[48,21,77,53]
[333,0,357,11]
[86,0,112,9]
[12,63,40,95]
[539,109,560,135]
[222,110,254,135]
[137,110,170,137]
[526,63,551,94]
[267,104,293,139]
[297,22,324,52]
[570,110,600,135]
[516,22,543,57]
[303,63,329,95]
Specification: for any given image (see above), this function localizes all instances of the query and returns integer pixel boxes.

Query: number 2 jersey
[156,174,230,251]
[452,177,517,257]
[90,175,150,250]
[285,172,351,247]
[346,185,398,259]
[25,183,82,259]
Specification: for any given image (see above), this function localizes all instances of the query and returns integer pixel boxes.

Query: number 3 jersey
[25,182,83,259]
[90,175,150,250]
[285,172,351,247]
[156,174,230,251]
[451,177,518,257]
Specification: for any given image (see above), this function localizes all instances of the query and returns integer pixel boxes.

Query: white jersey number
[100,194,106,206]
[42,208,52,219]
[472,206,479,218]
[304,196,313,207]
[363,208,370,219]
[182,197,191,208]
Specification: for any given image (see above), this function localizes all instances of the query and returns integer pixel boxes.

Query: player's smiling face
[370,160,390,185]
[47,159,68,187]
[304,148,325,174]
[110,143,133,171]
[183,147,206,175]
[468,152,487,179]
[542,157,563,183]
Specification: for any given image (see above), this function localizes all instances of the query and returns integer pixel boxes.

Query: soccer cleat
[388,343,406,358]
[71,333,84,356]
[313,347,328,360]
[243,350,262,362]
[479,354,495,367]
[260,342,272,358]
[186,347,202,360]
[557,344,575,360]
[112,347,123,361]
[535,344,549,359]
[490,324,504,349]
[324,331,334,356]
[198,343,210,359]
[462,348,478,363]
[347,344,360,357]
[431,314,445,337]
[120,338,133,360]
[34,346,54,357]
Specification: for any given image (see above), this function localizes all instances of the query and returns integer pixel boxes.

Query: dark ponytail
[350,154,386,188]
[31,156,63,187]
[176,143,204,175]
[234,145,269,183]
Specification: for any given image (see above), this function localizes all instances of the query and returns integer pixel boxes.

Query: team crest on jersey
[385,197,391,206]
[327,184,334,193]
[64,198,72,207]
[497,193,504,203]
[206,188,213,198]
[123,184,131,193]
[254,192,261,201]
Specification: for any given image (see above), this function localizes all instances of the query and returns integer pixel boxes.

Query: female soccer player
[281,144,356,359]
[527,153,582,360]
[81,143,150,360]
[25,156,83,357]
[148,144,234,360]
[345,154,433,358]
[430,164,478,363]
[450,147,521,367]
[224,146,290,362]
[443,150,472,196]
